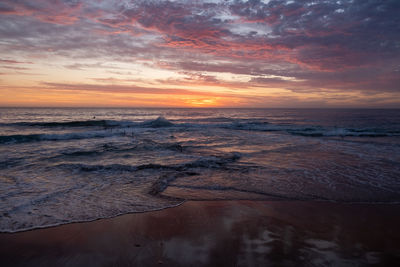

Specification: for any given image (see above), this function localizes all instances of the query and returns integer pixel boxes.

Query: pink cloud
[0,0,82,25]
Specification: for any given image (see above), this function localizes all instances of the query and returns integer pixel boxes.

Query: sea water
[1,108,400,232]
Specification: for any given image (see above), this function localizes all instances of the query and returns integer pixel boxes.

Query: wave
[29,120,116,127]
[1,117,175,129]
[56,153,241,173]
[0,158,23,169]
[0,117,178,144]
[1,116,399,146]
[0,131,119,144]
[141,116,174,128]
[60,142,184,159]
[0,201,184,233]
[287,127,400,137]
[0,120,126,128]
[224,121,272,131]
[223,121,400,138]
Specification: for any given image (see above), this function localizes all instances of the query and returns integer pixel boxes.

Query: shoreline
[1,200,400,266]
[0,200,187,234]
[4,198,400,235]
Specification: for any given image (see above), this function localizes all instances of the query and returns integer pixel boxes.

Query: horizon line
[0,106,399,110]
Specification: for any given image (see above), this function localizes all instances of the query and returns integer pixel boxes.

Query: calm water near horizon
[1,108,400,232]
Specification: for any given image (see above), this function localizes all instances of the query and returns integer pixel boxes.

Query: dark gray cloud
[230,0,400,69]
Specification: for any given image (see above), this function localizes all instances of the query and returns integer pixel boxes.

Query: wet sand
[1,200,400,266]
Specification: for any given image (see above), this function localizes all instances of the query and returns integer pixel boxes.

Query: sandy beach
[1,200,399,266]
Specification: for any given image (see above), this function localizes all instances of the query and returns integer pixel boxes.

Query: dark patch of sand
[1,201,400,266]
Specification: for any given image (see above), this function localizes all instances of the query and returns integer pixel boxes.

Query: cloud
[0,59,33,64]
[0,0,399,107]
[0,0,82,25]
[41,82,226,97]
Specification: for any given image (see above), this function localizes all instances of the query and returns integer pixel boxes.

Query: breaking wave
[142,116,174,128]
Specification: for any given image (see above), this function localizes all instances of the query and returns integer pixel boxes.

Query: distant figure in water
[93,116,96,119]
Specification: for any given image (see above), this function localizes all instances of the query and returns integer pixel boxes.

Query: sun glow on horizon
[183,97,221,107]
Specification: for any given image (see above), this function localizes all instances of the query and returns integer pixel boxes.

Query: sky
[0,0,399,108]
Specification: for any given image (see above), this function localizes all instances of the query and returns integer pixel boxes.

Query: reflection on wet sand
[1,200,399,266]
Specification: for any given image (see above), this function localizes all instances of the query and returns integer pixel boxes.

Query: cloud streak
[41,82,226,97]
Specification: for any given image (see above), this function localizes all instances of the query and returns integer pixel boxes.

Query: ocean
[1,108,400,232]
